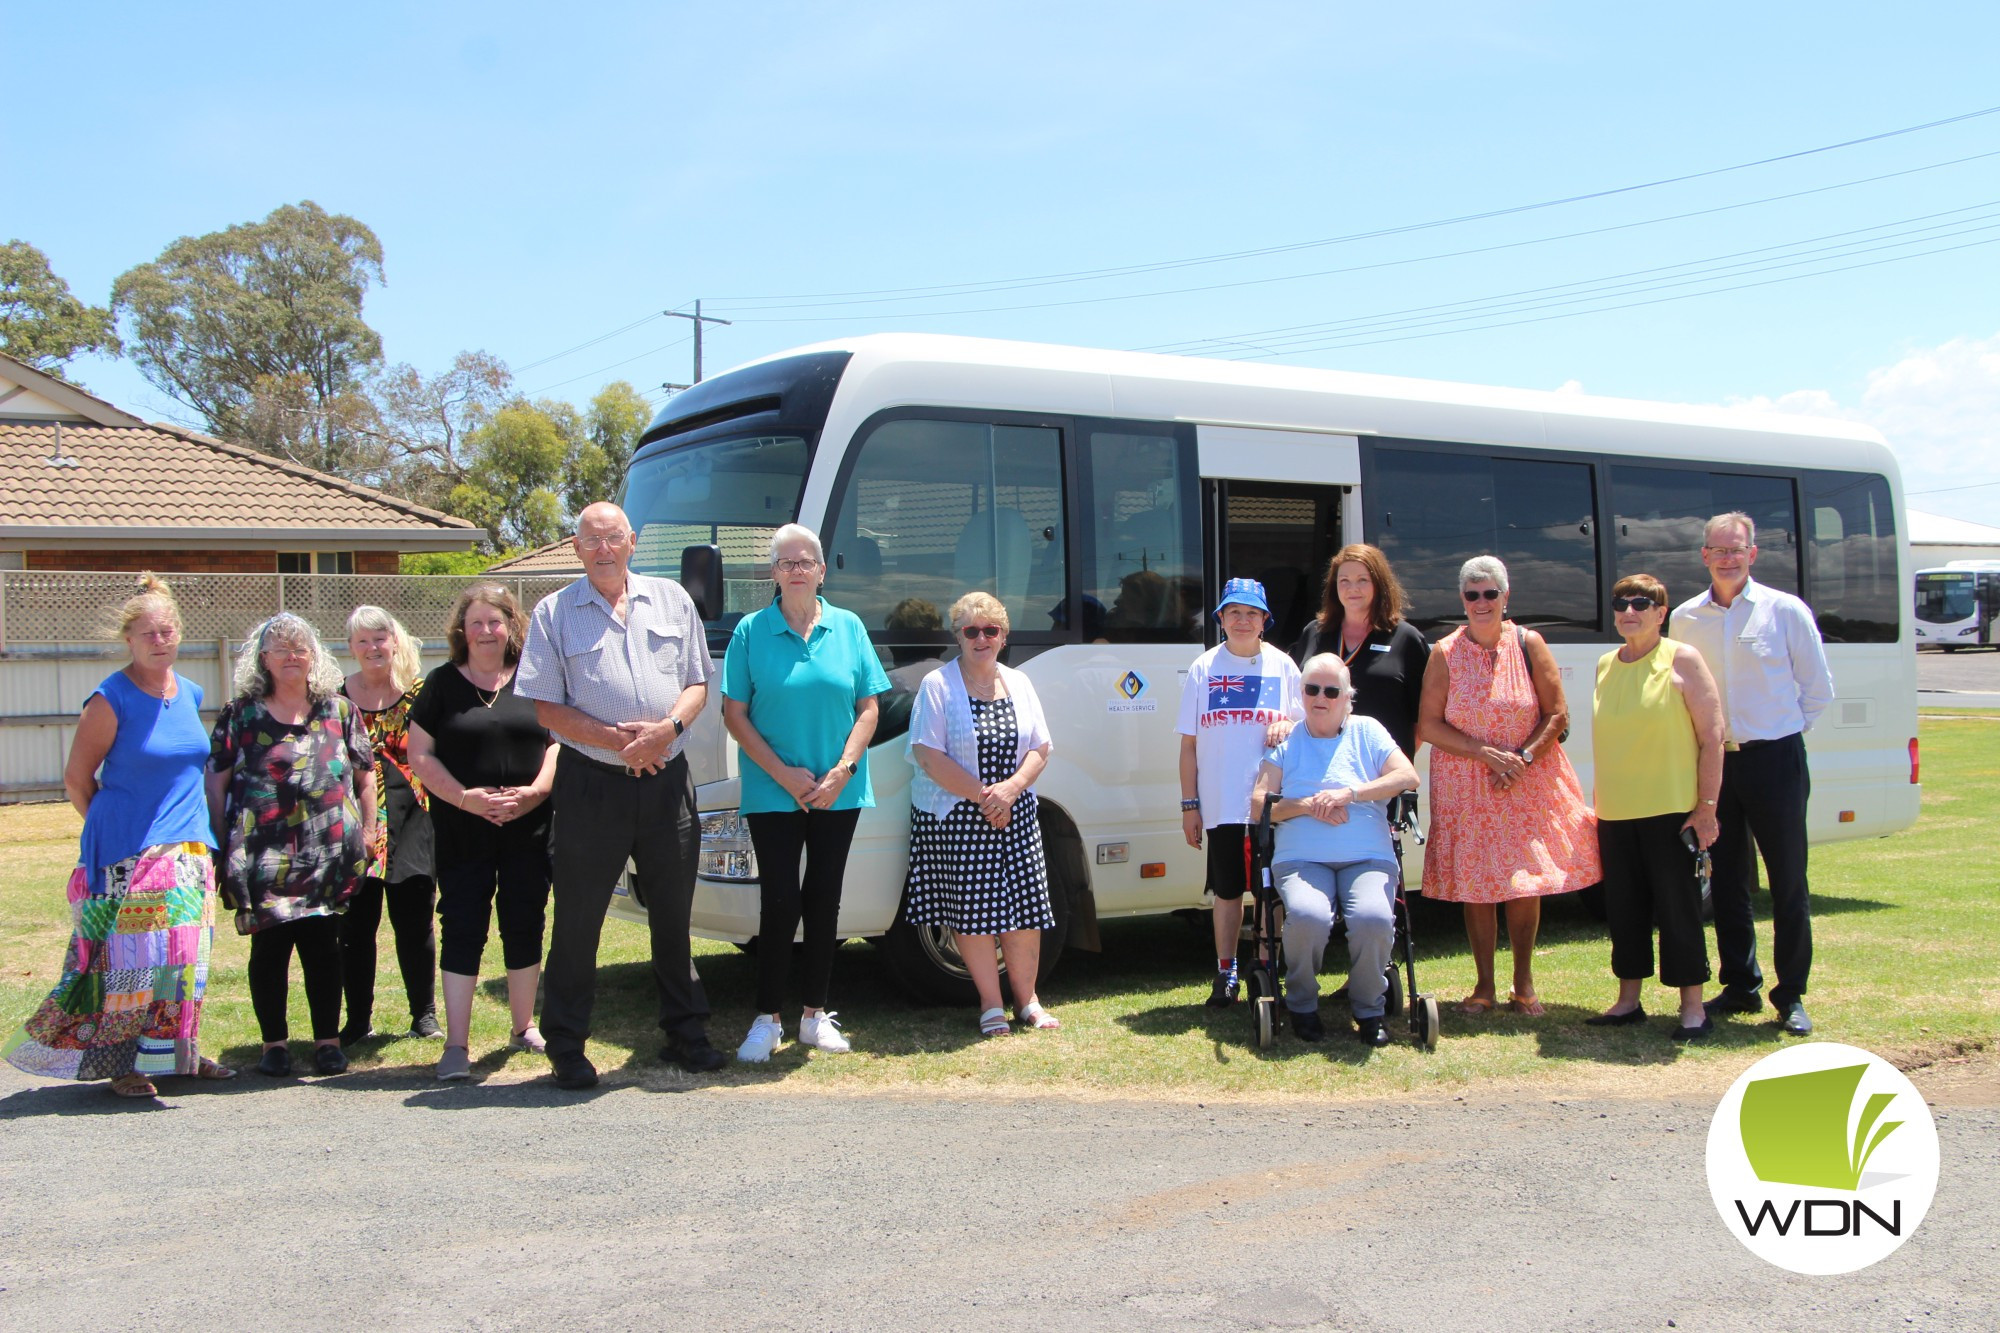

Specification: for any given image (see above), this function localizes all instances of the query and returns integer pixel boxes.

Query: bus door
[1197,426,1361,650]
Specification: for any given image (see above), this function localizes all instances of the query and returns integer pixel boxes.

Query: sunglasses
[1462,588,1502,602]
[960,625,1004,640]
[1301,683,1345,698]
[1611,595,1659,613]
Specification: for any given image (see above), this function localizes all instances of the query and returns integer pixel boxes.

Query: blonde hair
[234,613,344,703]
[346,604,423,693]
[948,591,1009,632]
[114,571,183,640]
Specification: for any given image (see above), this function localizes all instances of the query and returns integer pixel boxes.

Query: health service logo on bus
[1705,1042,1939,1274]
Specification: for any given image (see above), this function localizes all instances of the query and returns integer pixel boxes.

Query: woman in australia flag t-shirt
[1177,578,1303,1006]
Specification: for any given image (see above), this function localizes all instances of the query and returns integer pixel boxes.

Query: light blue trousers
[1274,860,1397,1019]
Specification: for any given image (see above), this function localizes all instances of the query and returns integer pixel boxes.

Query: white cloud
[1728,332,2000,524]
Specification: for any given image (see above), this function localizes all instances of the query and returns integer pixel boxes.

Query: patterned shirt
[516,572,713,766]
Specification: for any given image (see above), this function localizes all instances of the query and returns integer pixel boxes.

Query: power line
[1150,203,2000,355]
[1908,479,2000,495]
[519,334,692,398]
[706,103,2000,307]
[512,310,671,374]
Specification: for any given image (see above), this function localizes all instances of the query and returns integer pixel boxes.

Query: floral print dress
[210,695,374,932]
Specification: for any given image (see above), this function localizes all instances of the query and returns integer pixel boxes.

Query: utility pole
[664,300,733,383]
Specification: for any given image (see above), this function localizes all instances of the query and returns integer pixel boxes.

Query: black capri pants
[1205,823,1252,901]
[746,808,863,1013]
[436,844,552,975]
[1598,811,1711,988]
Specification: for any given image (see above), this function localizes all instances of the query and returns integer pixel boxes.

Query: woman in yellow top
[1587,574,1725,1040]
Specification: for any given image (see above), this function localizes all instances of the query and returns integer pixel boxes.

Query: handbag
[1516,624,1570,744]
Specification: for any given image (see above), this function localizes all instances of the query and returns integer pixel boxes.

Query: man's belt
[560,746,680,779]
[1722,734,1796,753]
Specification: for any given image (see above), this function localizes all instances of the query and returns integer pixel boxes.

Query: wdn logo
[1706,1043,1940,1274]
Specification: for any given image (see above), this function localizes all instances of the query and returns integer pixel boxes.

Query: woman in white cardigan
[905,591,1059,1037]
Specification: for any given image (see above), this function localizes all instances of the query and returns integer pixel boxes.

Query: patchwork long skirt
[3,842,216,1080]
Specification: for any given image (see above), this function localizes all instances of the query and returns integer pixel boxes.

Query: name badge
[1369,643,1390,653]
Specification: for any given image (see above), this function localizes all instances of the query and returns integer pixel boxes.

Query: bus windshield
[619,433,808,641]
[1915,572,1975,624]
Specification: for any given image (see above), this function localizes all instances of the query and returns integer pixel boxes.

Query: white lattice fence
[0,572,577,646]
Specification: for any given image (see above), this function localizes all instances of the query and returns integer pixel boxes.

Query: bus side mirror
[681,544,724,621]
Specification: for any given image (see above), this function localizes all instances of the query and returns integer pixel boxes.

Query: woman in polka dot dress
[905,592,1059,1038]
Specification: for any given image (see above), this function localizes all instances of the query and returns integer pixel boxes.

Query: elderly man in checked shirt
[516,501,725,1087]
[1671,509,1835,1039]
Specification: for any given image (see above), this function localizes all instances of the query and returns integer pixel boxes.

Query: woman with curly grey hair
[207,613,377,1077]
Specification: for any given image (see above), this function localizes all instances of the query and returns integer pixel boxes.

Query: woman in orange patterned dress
[1417,556,1599,1017]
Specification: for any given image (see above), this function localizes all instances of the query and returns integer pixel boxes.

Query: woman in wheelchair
[1250,654,1419,1046]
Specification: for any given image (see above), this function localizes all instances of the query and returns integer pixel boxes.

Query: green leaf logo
[1739,1063,1904,1191]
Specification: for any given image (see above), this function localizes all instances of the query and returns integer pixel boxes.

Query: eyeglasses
[1611,595,1659,613]
[960,625,1004,640]
[1302,683,1345,698]
[1462,588,1502,602]
[577,534,630,552]
[1703,545,1752,558]
[774,557,821,574]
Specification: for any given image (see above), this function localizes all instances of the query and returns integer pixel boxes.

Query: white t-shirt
[1176,641,1304,829]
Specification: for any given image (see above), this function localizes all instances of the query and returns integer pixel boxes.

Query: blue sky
[16,3,2000,522]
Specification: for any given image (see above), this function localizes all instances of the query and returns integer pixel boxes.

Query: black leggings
[340,875,437,1028]
[746,809,862,1013]
[436,851,552,975]
[248,915,344,1043]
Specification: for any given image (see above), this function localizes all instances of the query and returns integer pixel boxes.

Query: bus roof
[712,333,1896,477]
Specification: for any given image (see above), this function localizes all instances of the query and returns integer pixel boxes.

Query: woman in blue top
[3,574,234,1098]
[722,524,890,1062]
[1250,652,1418,1047]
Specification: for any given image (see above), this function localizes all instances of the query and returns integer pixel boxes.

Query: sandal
[1457,995,1498,1016]
[1508,991,1547,1017]
[1015,1001,1060,1031]
[978,1006,1013,1038]
[108,1074,158,1099]
[195,1057,237,1080]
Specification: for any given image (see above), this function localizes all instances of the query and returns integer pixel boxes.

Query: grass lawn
[3,714,1994,1101]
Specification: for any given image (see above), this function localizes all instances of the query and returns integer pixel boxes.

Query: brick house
[0,353,481,572]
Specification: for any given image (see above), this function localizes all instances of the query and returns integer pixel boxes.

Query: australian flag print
[1207,674,1279,711]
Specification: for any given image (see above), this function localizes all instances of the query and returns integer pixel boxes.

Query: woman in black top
[407,583,559,1082]
[1290,543,1431,758]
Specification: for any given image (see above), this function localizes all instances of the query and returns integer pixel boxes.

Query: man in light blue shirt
[1670,510,1834,1037]
[1251,654,1418,1047]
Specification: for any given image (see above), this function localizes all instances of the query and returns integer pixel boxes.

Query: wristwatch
[842,759,859,777]
[670,716,686,737]
[1516,746,1535,766]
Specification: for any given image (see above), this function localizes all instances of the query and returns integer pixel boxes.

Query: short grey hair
[1704,511,1757,546]
[1458,555,1510,596]
[233,613,344,703]
[768,522,824,566]
[1298,652,1351,685]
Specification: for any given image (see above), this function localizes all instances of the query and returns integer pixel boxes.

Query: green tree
[374,350,513,509]
[0,240,120,375]
[110,201,386,479]
[399,548,519,575]
[564,380,652,518]
[449,402,572,549]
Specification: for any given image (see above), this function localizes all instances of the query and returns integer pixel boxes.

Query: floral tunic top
[210,695,374,931]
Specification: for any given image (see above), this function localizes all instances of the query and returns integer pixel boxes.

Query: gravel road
[2,1057,1994,1331]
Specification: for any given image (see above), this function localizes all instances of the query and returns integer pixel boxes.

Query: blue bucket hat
[1213,577,1271,621]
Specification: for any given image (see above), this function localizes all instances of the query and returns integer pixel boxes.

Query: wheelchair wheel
[1254,996,1277,1050]
[1384,964,1405,1018]
[1414,995,1441,1051]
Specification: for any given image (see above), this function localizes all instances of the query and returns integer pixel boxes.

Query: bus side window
[1804,470,1898,643]
[1086,428,1201,642]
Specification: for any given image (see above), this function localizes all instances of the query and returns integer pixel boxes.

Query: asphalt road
[1918,648,2000,709]
[2,1058,1995,1331]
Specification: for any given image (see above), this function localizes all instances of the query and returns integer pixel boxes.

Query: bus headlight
[698,809,759,881]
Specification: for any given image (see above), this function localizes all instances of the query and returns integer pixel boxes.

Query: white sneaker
[798,1011,851,1054]
[736,1014,783,1063]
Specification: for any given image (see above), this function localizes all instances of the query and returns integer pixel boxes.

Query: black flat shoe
[313,1044,348,1075]
[337,1022,377,1046]
[1703,989,1763,1017]
[1670,1017,1715,1042]
[551,1053,599,1090]
[255,1046,291,1077]
[1585,1007,1648,1027]
[1355,1016,1392,1048]
[1290,1008,1325,1043]
[662,1036,727,1074]
[1779,1002,1814,1036]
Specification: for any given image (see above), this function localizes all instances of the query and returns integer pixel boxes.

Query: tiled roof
[486,539,585,573]
[0,420,480,544]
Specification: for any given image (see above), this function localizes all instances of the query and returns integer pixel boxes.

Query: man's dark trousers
[1709,732,1812,1009]
[542,748,710,1058]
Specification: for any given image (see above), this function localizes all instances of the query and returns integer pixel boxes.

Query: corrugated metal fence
[0,571,576,803]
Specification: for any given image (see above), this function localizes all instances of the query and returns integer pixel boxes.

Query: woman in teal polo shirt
[722,523,891,1061]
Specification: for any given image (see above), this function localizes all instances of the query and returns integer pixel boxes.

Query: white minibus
[609,334,1919,1002]
[1914,561,2000,650]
